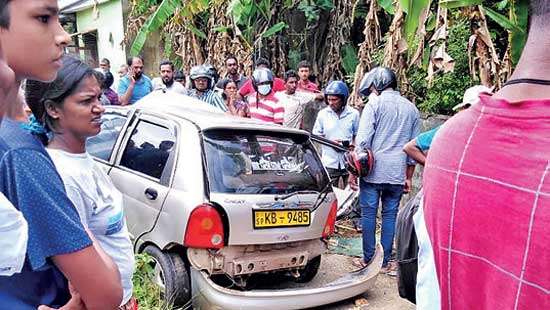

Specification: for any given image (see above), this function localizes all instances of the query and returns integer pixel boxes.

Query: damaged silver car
[86,92,383,309]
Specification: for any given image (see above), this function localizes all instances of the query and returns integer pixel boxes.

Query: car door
[108,112,178,241]
[86,107,133,173]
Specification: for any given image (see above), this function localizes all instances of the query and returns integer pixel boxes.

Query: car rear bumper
[190,243,383,310]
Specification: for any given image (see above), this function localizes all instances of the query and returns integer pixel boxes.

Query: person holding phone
[117,56,153,105]
[313,80,359,188]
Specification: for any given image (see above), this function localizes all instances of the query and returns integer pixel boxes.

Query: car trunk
[202,129,334,245]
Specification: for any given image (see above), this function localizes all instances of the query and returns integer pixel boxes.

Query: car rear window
[203,129,330,194]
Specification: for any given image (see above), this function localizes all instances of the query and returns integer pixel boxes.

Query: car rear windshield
[203,129,330,194]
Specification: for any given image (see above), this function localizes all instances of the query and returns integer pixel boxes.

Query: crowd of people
[0,0,548,310]
[95,54,326,129]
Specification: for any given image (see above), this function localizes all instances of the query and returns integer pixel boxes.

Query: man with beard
[224,55,247,88]
[117,56,153,105]
[152,60,187,95]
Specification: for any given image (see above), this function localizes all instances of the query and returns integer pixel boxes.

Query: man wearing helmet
[247,68,284,124]
[313,80,360,187]
[354,67,420,273]
[188,64,227,112]
[238,57,286,98]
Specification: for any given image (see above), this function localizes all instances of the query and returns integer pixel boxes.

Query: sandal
[380,261,398,277]
[352,257,373,269]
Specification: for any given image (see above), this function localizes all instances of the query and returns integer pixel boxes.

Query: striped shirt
[247,92,284,124]
[190,89,227,112]
[356,89,420,185]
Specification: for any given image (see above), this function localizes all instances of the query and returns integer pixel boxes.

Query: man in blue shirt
[118,56,153,105]
[313,81,359,187]
[354,67,421,273]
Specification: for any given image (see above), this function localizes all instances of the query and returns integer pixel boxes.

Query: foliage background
[125,0,529,115]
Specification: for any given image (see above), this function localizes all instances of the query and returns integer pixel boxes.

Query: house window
[66,29,99,68]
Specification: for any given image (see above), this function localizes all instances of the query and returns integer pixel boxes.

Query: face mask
[257,84,272,96]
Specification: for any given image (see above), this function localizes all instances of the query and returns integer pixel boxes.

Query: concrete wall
[76,0,126,75]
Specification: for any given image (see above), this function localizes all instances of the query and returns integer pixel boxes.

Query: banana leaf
[261,22,287,38]
[509,0,529,64]
[403,0,431,47]
[482,6,523,33]
[377,0,395,14]
[130,0,180,56]
[439,0,482,9]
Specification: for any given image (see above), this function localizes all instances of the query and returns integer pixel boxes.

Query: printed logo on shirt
[106,211,124,236]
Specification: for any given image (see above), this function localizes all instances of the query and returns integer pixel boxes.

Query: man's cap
[452,85,493,111]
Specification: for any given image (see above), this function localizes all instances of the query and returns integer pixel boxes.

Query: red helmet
[344,149,375,177]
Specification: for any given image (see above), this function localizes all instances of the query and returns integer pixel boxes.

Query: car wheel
[143,245,191,308]
[294,255,321,283]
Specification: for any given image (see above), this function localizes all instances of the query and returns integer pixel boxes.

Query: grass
[133,253,171,310]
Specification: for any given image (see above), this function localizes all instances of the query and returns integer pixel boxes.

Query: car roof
[128,91,309,135]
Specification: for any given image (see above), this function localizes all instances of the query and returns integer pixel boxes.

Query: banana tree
[128,0,212,57]
[440,0,529,65]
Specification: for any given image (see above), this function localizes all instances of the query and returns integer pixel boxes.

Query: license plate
[253,209,311,229]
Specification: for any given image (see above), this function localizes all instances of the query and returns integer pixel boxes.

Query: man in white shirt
[274,70,323,129]
[152,60,187,95]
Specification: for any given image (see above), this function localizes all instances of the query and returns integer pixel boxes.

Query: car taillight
[322,199,338,238]
[184,203,225,249]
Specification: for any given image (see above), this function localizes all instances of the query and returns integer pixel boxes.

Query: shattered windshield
[203,130,329,194]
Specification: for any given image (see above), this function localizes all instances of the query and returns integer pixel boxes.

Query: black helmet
[344,149,375,177]
[251,68,274,91]
[204,64,219,85]
[359,67,397,97]
[324,80,350,103]
[189,65,212,89]
[174,70,185,82]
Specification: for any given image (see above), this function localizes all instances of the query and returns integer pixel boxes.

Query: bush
[133,253,170,310]
[408,18,474,115]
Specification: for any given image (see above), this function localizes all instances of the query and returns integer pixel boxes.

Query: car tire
[294,255,321,283]
[143,245,191,308]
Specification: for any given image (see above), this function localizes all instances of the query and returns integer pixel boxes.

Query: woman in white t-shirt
[25,56,135,309]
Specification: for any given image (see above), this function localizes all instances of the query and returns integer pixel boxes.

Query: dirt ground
[314,254,415,310]
[253,253,415,310]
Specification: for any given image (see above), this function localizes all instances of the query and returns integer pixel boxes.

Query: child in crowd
[0,1,123,309]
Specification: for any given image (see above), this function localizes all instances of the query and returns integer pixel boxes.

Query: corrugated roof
[59,0,111,13]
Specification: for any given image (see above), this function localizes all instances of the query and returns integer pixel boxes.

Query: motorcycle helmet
[251,68,274,91]
[189,65,212,90]
[344,149,375,177]
[359,67,397,97]
[324,80,350,103]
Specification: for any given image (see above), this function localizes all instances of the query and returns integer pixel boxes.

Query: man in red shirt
[247,68,284,125]
[297,60,319,92]
[421,1,550,308]
[239,58,285,97]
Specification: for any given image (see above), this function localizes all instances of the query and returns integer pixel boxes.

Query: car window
[86,111,128,161]
[119,120,176,180]
[203,129,330,194]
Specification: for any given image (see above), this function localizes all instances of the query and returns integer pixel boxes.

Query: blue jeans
[360,180,404,266]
